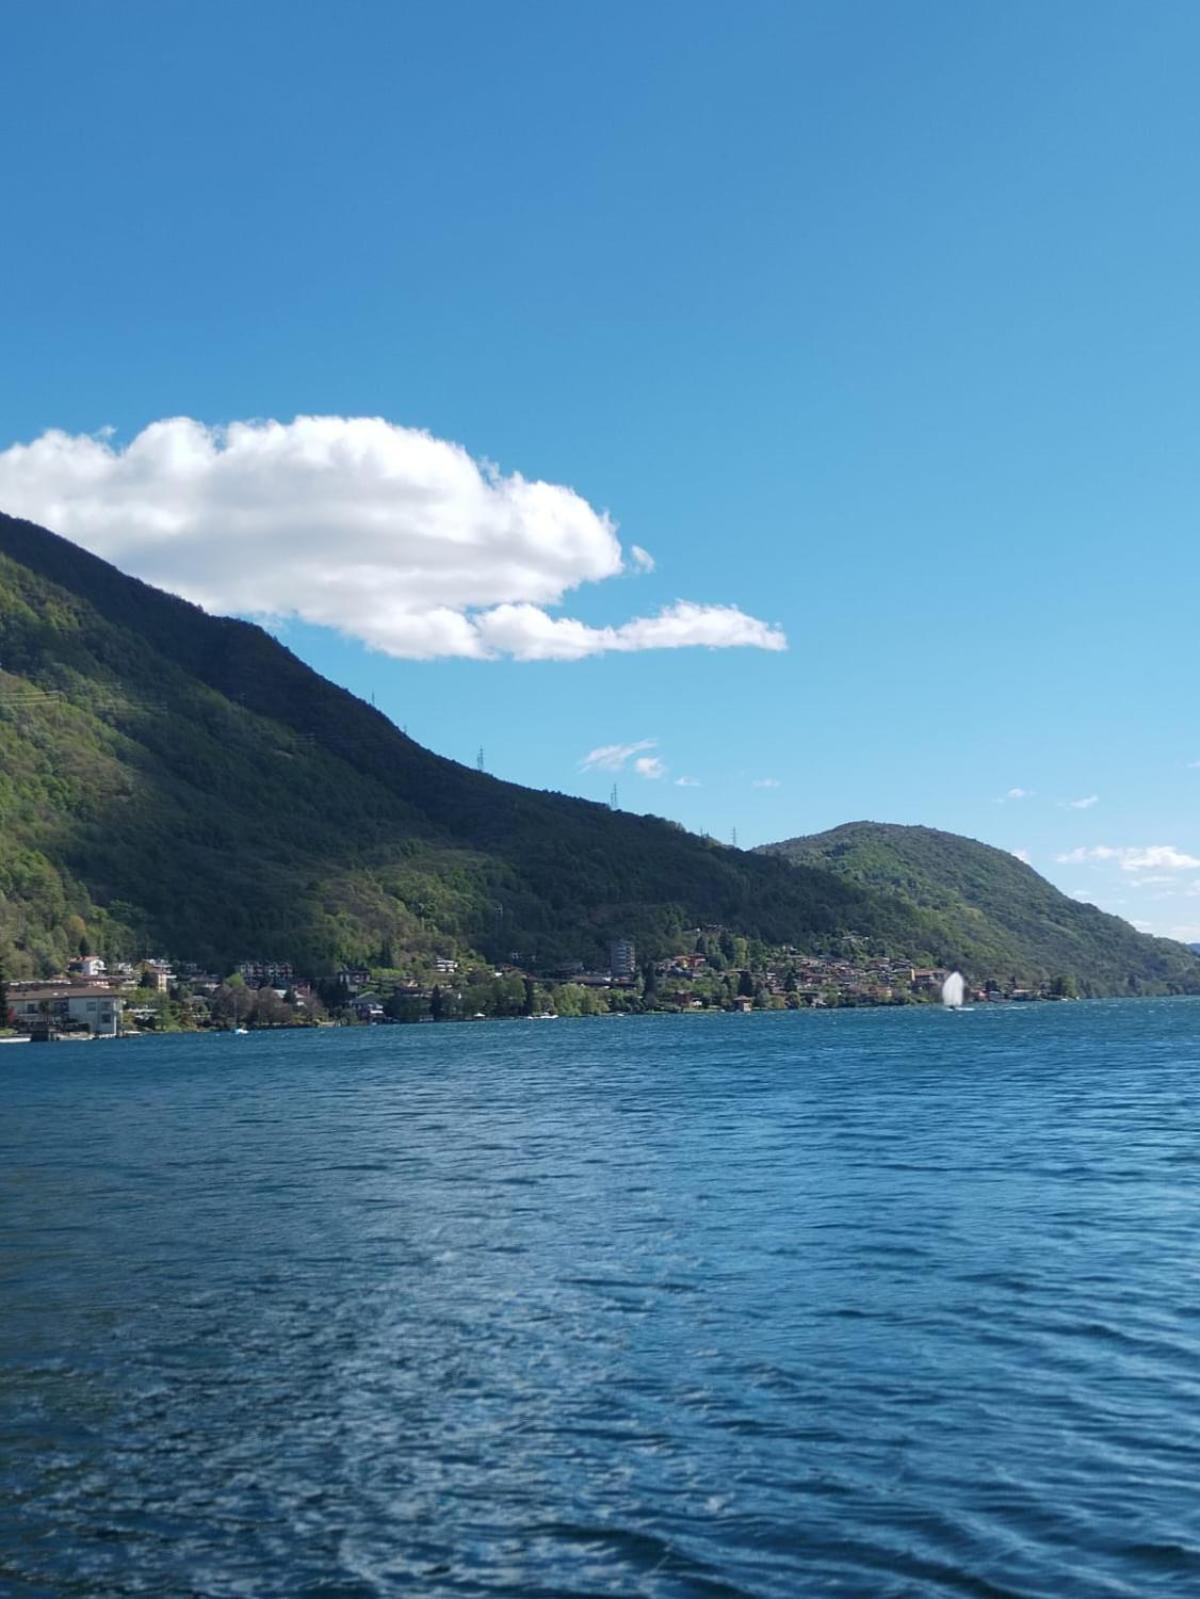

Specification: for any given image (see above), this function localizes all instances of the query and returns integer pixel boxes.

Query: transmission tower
[476,746,485,772]
[610,783,619,811]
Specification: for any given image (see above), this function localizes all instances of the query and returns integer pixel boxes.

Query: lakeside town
[1,932,1078,1039]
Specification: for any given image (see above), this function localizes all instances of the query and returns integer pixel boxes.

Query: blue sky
[2,1,1199,938]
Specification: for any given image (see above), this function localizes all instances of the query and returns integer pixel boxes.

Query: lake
[3,1000,1200,1596]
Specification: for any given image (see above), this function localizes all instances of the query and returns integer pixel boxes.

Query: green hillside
[2,510,1196,997]
[0,512,922,978]
[757,821,1200,996]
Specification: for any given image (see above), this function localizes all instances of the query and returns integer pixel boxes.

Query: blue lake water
[3,1000,1200,1597]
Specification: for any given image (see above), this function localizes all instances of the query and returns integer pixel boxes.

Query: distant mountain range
[1,509,1197,997]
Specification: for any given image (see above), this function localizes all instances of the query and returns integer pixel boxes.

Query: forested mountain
[0,512,922,977]
[757,822,1200,996]
[1,509,1196,996]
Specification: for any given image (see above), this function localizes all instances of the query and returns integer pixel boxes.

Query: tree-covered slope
[757,822,1200,995]
[0,512,921,977]
[3,510,1195,996]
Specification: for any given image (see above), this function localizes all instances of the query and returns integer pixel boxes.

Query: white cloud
[1012,848,1032,864]
[629,544,655,572]
[996,787,1034,803]
[0,416,786,661]
[579,739,656,773]
[1061,794,1099,810]
[752,777,781,789]
[1056,844,1200,872]
[634,755,667,780]
[471,599,786,661]
[675,775,702,788]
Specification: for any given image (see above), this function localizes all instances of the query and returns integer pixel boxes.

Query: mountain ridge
[1,509,1196,996]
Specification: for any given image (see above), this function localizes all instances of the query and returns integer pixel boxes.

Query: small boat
[233,1026,249,1035]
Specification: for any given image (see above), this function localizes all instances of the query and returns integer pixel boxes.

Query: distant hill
[757,822,1200,996]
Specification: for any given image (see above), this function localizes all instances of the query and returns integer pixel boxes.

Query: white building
[68,955,107,979]
[9,985,123,1036]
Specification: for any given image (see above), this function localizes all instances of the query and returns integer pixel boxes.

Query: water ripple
[3,998,1200,1595]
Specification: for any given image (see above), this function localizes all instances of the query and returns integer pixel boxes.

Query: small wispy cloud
[1061,794,1099,810]
[634,755,667,780]
[675,775,702,788]
[1187,760,1200,770]
[629,545,655,573]
[1056,844,1200,872]
[1012,848,1032,864]
[752,778,781,789]
[579,738,656,773]
[995,787,1034,803]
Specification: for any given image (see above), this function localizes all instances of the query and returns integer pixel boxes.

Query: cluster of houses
[4,955,172,1037]
[4,956,317,1038]
[646,950,1039,1010]
[4,932,1057,1037]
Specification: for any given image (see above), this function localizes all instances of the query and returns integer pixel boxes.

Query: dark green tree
[737,969,755,997]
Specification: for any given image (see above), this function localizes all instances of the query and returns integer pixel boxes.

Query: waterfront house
[9,984,123,1036]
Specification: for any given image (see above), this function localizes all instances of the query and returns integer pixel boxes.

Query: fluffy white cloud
[996,787,1034,803]
[1056,844,1200,872]
[633,755,667,780]
[675,775,702,788]
[0,416,787,661]
[579,739,656,773]
[1061,794,1099,810]
[752,777,781,789]
[1012,848,1032,864]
